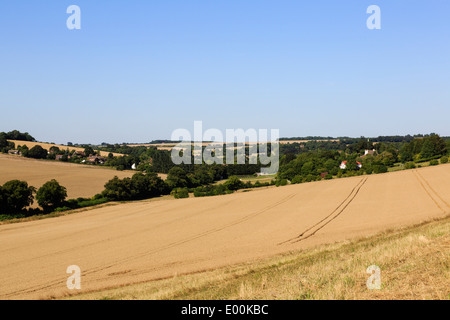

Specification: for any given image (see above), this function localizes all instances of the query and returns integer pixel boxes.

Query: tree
[224,176,244,191]
[102,173,169,201]
[84,146,95,156]
[2,130,35,142]
[430,159,439,166]
[102,176,133,201]
[301,161,314,176]
[130,172,169,199]
[372,164,388,174]
[36,180,67,210]
[26,145,48,159]
[404,162,416,169]
[399,143,413,163]
[420,139,435,159]
[0,135,8,152]
[1,180,36,213]
[420,134,447,159]
[171,187,189,199]
[166,167,189,188]
[0,186,5,212]
[49,146,61,154]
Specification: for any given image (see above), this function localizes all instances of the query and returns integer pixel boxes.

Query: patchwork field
[0,164,449,299]
[0,153,135,199]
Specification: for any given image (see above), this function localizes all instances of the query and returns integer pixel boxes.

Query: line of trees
[0,179,67,216]
[0,130,35,142]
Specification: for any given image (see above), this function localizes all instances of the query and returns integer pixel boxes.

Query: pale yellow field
[0,164,449,299]
[0,153,135,199]
[8,140,123,157]
[128,140,339,150]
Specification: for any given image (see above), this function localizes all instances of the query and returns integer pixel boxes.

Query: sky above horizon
[1,1,449,144]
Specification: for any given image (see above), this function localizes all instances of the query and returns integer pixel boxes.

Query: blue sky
[1,1,449,144]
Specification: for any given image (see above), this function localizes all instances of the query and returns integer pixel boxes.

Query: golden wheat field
[0,164,449,299]
[0,154,135,199]
[8,140,123,158]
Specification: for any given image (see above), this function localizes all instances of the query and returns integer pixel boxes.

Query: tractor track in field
[413,170,448,214]
[1,193,296,299]
[279,177,368,245]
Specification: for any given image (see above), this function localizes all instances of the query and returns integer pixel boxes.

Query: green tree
[372,164,388,174]
[429,159,439,166]
[1,180,36,213]
[49,146,61,154]
[36,180,67,210]
[404,162,416,169]
[166,167,189,188]
[0,135,9,152]
[26,145,48,159]
[171,187,189,199]
[130,172,169,199]
[301,161,314,176]
[102,176,133,201]
[84,146,95,156]
[399,144,413,163]
[420,139,435,159]
[224,176,244,191]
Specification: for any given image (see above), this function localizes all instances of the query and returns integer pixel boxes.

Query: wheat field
[0,153,135,199]
[0,163,449,299]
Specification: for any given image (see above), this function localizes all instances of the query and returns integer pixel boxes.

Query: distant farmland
[8,140,124,157]
[0,153,135,199]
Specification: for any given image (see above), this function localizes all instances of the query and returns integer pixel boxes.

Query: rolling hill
[0,163,448,299]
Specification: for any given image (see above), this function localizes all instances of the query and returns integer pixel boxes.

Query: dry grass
[68,215,450,300]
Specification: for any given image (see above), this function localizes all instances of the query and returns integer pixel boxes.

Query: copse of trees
[0,180,36,214]
[399,134,447,163]
[102,173,170,201]
[36,180,68,210]
[0,130,35,142]
[224,176,245,191]
[24,145,48,159]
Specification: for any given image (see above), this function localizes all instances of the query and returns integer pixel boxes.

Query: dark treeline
[280,134,432,143]
[0,130,35,142]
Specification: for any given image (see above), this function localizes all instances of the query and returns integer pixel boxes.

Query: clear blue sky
[1,1,449,144]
